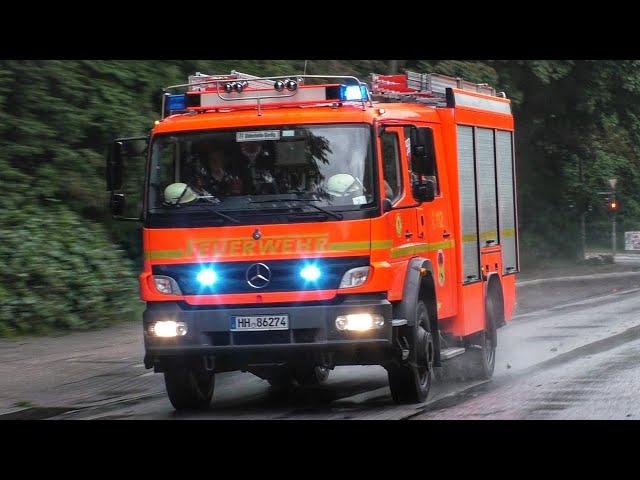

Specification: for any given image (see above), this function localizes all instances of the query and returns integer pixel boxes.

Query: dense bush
[0,199,139,336]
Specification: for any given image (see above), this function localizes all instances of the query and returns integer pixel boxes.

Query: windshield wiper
[249,197,343,220]
[164,200,241,224]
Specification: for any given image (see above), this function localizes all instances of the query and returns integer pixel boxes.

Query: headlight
[339,266,370,288]
[335,313,384,331]
[153,275,182,295]
[149,320,188,337]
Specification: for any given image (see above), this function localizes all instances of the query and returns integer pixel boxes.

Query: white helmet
[326,174,362,197]
[163,183,198,205]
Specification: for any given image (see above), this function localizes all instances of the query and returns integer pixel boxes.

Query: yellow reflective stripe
[462,229,515,244]
[390,245,429,259]
[145,237,465,261]
[390,240,455,259]
[371,240,394,250]
[479,231,498,242]
[429,240,455,250]
[461,233,478,243]
[144,249,184,260]
[328,241,371,251]
[501,227,516,238]
[328,240,394,251]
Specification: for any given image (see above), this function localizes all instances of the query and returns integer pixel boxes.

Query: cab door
[405,124,456,320]
[379,127,417,269]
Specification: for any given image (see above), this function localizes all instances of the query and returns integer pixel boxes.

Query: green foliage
[0,172,139,336]
[3,59,640,335]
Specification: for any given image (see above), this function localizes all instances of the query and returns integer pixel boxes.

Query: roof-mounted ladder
[370,70,506,107]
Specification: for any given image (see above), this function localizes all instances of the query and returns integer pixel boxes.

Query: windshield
[147,124,376,223]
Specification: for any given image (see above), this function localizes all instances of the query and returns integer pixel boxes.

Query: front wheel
[388,300,434,404]
[164,364,215,411]
[293,365,331,386]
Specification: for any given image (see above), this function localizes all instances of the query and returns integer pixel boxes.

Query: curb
[516,270,640,288]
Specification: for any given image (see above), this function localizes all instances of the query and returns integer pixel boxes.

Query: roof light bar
[161,73,372,118]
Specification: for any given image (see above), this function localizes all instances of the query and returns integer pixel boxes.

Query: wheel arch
[394,257,442,367]
[485,273,505,344]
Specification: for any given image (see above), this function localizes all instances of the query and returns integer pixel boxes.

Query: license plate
[230,315,289,331]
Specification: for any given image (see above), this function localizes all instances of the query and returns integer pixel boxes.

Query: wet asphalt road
[415,336,640,420]
[39,284,640,420]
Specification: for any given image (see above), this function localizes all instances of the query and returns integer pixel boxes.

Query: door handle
[405,230,413,239]
[442,231,451,238]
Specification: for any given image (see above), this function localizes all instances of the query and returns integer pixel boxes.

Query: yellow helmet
[163,183,198,205]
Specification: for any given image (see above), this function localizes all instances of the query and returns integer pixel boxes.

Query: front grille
[153,257,369,295]
[207,329,319,346]
[209,332,230,346]
[233,331,291,345]
[293,328,318,343]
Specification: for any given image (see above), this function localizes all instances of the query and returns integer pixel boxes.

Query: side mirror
[110,192,126,217]
[383,198,393,212]
[107,141,124,191]
[412,179,436,203]
[110,192,140,221]
[106,136,148,191]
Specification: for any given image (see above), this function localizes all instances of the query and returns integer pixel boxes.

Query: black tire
[462,288,497,380]
[164,365,214,411]
[388,300,434,403]
[264,367,296,389]
[293,365,331,386]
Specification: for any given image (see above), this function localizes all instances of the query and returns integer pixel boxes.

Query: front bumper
[143,294,393,364]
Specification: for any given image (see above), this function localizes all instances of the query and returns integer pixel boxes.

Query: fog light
[335,313,384,331]
[150,320,188,337]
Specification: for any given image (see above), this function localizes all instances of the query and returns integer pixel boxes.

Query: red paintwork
[142,76,518,338]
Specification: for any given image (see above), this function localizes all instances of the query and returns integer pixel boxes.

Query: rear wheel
[462,288,498,380]
[388,300,434,403]
[164,363,215,411]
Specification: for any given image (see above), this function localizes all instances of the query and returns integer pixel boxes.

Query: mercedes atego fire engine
[106,69,519,410]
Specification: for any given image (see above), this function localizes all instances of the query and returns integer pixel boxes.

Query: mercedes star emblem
[246,263,271,289]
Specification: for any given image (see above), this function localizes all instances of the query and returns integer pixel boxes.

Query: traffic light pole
[612,210,617,258]
[609,178,618,261]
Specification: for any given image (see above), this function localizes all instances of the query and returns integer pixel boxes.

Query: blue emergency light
[339,84,369,102]
[166,94,187,114]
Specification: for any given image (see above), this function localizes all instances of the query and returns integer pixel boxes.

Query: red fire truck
[107,69,519,410]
